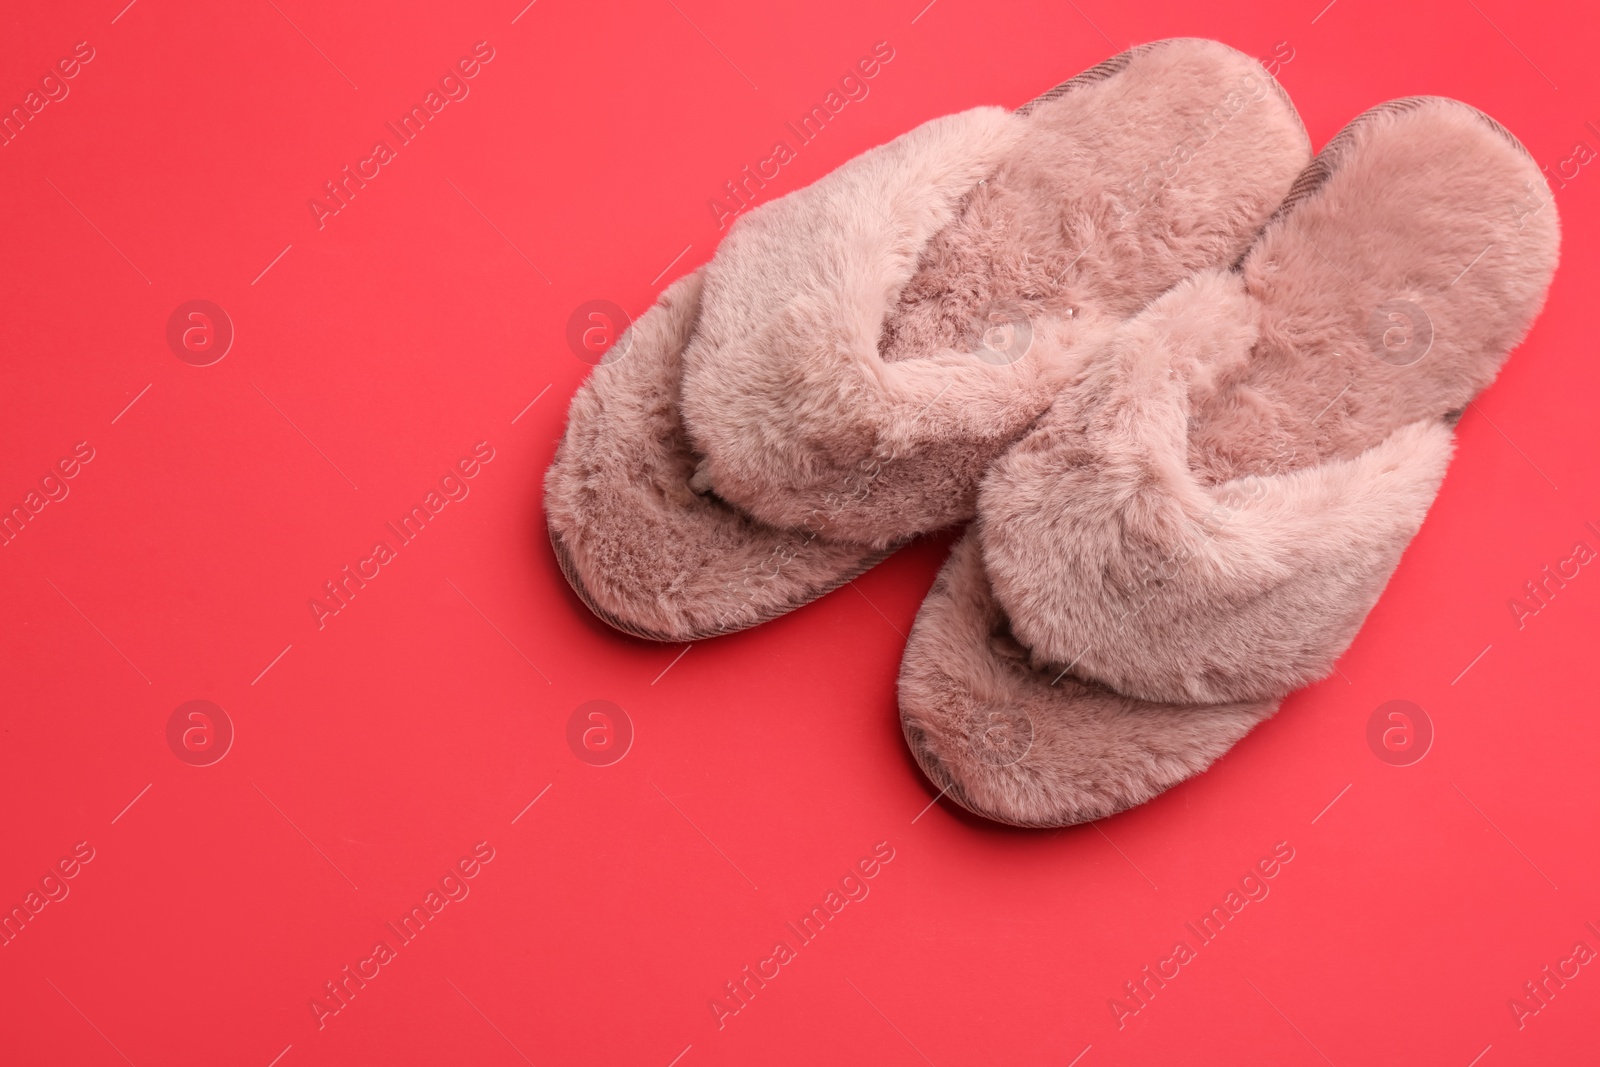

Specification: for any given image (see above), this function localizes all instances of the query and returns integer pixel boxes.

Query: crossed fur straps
[978,271,1455,706]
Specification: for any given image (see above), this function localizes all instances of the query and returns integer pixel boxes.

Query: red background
[2,1,1597,1064]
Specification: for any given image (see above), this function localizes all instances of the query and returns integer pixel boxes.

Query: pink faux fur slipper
[900,97,1560,827]
[545,39,1310,641]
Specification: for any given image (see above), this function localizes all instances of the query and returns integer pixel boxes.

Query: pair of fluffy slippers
[545,39,1559,827]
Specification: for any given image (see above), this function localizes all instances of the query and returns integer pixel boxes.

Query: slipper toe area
[898,535,1276,827]
[544,272,887,642]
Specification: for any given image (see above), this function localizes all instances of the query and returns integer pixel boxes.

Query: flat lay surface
[2,0,1597,1064]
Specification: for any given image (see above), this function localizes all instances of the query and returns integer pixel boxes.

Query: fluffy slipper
[547,270,891,641]
[545,38,1310,641]
[901,97,1560,826]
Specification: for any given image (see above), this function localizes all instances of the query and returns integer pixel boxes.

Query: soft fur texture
[900,97,1561,826]
[545,38,1311,642]
[681,39,1310,546]
[900,536,1277,827]
[543,271,889,641]
[979,271,1456,704]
